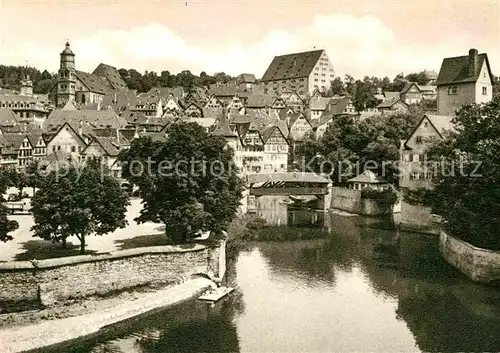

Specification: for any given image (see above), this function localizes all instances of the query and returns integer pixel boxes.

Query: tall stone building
[54,42,130,108]
[260,49,335,96]
[56,42,77,107]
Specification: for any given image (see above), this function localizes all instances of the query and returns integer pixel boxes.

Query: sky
[0,0,499,79]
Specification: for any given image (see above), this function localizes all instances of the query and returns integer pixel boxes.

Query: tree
[295,113,419,185]
[26,160,46,195]
[328,77,346,96]
[0,169,19,242]
[119,122,244,243]
[421,96,500,250]
[31,159,129,253]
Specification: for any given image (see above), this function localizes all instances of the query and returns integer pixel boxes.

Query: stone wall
[399,201,440,235]
[440,231,500,283]
[0,243,223,311]
[330,187,394,216]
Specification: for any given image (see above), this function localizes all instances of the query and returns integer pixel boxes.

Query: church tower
[57,41,76,108]
[20,73,33,96]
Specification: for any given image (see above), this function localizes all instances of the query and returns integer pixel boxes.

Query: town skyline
[0,0,499,78]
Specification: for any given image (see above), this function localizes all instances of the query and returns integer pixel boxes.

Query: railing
[249,187,328,195]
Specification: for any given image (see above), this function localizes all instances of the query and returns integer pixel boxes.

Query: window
[448,86,458,95]
[57,146,61,151]
[424,121,428,127]
[71,146,76,153]
[410,172,420,180]
[482,87,487,95]
[415,136,423,144]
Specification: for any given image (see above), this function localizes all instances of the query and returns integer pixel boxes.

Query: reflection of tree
[397,282,500,352]
[45,299,241,353]
[137,303,240,353]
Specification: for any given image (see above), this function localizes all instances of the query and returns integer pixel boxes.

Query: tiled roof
[119,129,136,142]
[245,94,274,108]
[348,170,388,184]
[1,133,27,149]
[426,115,455,135]
[144,87,185,100]
[376,98,405,109]
[436,51,492,86]
[400,82,421,94]
[212,121,237,137]
[93,136,120,156]
[0,108,19,126]
[417,85,437,93]
[237,73,256,83]
[101,90,138,110]
[309,97,331,110]
[26,133,43,147]
[92,63,129,91]
[76,70,111,94]
[45,109,128,130]
[328,97,350,115]
[261,49,324,81]
[202,108,224,119]
[383,91,401,100]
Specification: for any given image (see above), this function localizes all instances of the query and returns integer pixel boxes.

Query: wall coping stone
[441,231,500,255]
[0,244,207,271]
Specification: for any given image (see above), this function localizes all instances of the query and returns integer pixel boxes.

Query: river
[45,196,500,353]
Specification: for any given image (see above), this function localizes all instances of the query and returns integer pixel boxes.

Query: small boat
[198,286,235,303]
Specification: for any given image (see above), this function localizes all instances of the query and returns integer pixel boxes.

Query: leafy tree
[26,160,46,195]
[31,159,129,253]
[0,169,19,242]
[296,113,419,185]
[119,122,244,243]
[421,96,500,249]
[328,77,346,96]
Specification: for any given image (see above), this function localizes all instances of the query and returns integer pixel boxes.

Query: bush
[361,186,398,205]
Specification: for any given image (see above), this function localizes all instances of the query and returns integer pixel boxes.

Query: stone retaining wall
[330,187,394,216]
[0,243,223,311]
[400,201,440,234]
[439,231,500,283]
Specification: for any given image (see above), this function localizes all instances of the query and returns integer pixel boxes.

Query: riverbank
[0,277,213,353]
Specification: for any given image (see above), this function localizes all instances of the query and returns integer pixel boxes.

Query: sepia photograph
[0,0,499,352]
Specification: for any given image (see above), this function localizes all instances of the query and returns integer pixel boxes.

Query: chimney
[468,48,479,77]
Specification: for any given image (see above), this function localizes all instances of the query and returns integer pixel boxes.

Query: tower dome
[61,41,74,56]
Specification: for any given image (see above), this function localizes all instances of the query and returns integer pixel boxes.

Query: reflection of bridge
[246,173,333,211]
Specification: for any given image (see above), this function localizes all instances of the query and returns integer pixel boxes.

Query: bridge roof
[247,172,330,184]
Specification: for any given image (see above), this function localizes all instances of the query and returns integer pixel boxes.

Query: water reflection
[46,197,500,352]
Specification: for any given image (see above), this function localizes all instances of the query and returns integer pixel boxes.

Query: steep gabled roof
[376,98,408,109]
[94,136,121,156]
[261,49,324,81]
[400,82,421,94]
[436,52,493,86]
[403,114,455,149]
[212,120,237,137]
[92,63,128,91]
[26,133,44,147]
[75,70,111,94]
